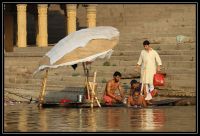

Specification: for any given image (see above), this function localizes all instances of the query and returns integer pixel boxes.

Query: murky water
[3,104,196,133]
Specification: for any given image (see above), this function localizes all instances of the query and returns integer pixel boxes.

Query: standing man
[136,40,162,104]
[103,71,125,105]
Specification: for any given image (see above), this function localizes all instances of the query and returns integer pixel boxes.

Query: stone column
[66,4,77,34]
[86,4,97,28]
[37,4,48,47]
[17,4,27,47]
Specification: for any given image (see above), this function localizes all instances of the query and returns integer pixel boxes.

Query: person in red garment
[102,71,125,105]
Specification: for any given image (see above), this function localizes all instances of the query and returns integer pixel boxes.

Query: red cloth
[59,99,72,104]
[103,95,113,105]
[150,89,158,97]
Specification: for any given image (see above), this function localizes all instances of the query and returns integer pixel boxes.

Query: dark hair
[130,79,138,86]
[143,40,150,45]
[113,71,122,77]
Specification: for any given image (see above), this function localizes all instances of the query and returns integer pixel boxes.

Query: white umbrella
[34,26,119,74]
[35,26,120,107]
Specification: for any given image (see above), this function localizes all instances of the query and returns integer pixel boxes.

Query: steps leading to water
[4,45,196,98]
[4,4,196,99]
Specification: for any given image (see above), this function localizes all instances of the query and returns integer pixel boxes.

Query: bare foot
[146,100,153,105]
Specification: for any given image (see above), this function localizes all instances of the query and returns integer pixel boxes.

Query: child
[127,80,147,108]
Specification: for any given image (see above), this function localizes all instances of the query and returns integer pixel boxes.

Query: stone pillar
[17,4,27,47]
[37,4,48,47]
[86,4,97,28]
[66,4,77,34]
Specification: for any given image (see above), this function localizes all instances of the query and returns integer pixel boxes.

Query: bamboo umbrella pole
[89,82,94,108]
[86,68,90,100]
[82,62,90,100]
[92,71,101,107]
[90,71,101,108]
[94,96,101,107]
[38,69,48,107]
[90,71,96,108]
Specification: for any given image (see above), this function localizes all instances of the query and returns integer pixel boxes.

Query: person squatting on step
[136,40,162,105]
[102,71,125,105]
[127,79,147,108]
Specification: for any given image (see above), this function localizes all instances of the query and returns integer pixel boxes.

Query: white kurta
[137,49,162,85]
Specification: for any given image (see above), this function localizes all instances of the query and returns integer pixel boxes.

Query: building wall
[11,4,195,46]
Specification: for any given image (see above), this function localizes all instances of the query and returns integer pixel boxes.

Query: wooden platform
[151,98,181,106]
[42,102,99,108]
[41,98,183,108]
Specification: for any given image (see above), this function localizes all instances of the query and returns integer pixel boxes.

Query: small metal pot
[77,95,84,102]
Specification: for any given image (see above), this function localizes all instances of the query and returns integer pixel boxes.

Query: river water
[3,103,196,133]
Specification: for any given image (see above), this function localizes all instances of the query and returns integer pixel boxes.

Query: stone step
[4,65,195,79]
[119,26,195,37]
[4,83,87,94]
[109,55,195,61]
[4,79,195,97]
[3,80,191,93]
[4,87,40,99]
[93,60,196,68]
[5,50,196,67]
[5,52,45,57]
[8,49,196,60]
[5,43,195,59]
[112,50,195,56]
[4,66,38,76]
[6,48,196,57]
[155,87,195,97]
[5,73,195,90]
[120,79,196,90]
[50,73,195,82]
[4,82,79,91]
[7,42,195,56]
[88,59,197,67]
[13,46,53,52]
[4,57,196,72]
[4,63,196,80]
[169,80,196,88]
[115,43,195,51]
[5,70,195,82]
[4,57,41,68]
[124,18,195,27]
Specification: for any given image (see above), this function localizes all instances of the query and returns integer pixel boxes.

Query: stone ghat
[4,87,196,106]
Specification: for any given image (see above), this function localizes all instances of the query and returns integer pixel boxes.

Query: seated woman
[127,80,147,108]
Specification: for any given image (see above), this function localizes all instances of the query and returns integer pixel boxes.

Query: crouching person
[103,71,124,105]
[127,80,147,108]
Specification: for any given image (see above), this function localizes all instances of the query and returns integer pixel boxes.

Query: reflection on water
[128,108,165,131]
[4,104,196,132]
